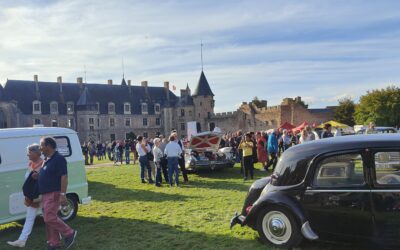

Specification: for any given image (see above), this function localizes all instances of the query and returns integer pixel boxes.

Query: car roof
[0,127,76,139]
[284,134,400,160]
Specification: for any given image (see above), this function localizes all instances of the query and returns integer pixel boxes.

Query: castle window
[143,118,148,126]
[141,103,148,114]
[124,102,131,114]
[67,102,74,114]
[108,102,115,114]
[189,110,192,116]
[89,118,94,124]
[33,100,41,114]
[34,118,41,125]
[265,121,269,126]
[156,118,161,126]
[110,134,116,141]
[200,102,203,106]
[89,125,94,131]
[50,102,58,114]
[125,118,131,127]
[180,123,185,131]
[180,109,185,117]
[207,112,211,119]
[110,118,115,127]
[154,104,160,114]
[51,119,58,127]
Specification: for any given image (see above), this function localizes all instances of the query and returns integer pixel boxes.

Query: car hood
[189,131,222,151]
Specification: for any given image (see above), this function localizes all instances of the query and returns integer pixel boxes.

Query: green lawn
[1,162,358,250]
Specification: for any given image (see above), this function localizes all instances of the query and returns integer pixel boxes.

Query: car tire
[58,194,78,221]
[256,206,302,248]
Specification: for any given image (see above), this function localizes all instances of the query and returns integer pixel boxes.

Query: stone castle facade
[0,71,334,142]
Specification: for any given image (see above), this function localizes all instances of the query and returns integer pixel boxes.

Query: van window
[55,136,72,157]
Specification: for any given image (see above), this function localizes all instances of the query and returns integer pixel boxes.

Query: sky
[1,0,400,112]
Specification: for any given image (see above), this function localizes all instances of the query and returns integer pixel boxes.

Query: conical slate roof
[77,86,95,106]
[192,71,214,97]
[121,77,127,86]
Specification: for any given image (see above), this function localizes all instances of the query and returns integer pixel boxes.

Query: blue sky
[1,0,400,112]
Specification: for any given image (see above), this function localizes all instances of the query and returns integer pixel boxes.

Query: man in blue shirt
[39,137,77,250]
[266,129,279,171]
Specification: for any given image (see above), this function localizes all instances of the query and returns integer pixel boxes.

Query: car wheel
[58,194,78,221]
[256,206,302,248]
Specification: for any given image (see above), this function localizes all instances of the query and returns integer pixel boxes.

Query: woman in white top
[8,144,43,248]
[299,129,309,144]
[136,136,153,184]
[153,138,164,187]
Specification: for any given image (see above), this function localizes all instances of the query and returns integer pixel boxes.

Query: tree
[334,97,355,126]
[354,86,400,127]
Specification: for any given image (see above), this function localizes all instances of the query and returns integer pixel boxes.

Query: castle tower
[192,70,215,132]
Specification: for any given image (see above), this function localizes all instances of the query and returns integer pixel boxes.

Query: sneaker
[64,230,77,249]
[155,183,161,187]
[7,240,26,247]
[148,179,154,184]
[141,179,146,183]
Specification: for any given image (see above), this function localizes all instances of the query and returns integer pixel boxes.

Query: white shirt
[136,143,151,157]
[164,141,182,158]
[153,147,164,162]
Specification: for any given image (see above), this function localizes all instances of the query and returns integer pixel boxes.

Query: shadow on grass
[89,181,196,202]
[184,179,250,192]
[0,215,372,250]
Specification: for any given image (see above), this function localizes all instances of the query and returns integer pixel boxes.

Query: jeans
[139,156,152,181]
[155,162,162,185]
[125,149,130,164]
[18,206,38,241]
[243,155,254,179]
[42,192,74,247]
[167,157,180,186]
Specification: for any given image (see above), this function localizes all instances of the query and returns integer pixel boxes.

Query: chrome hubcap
[269,218,286,237]
[261,210,292,245]
[59,199,74,218]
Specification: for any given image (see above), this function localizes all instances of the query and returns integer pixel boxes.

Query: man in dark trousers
[171,130,189,183]
[38,137,77,250]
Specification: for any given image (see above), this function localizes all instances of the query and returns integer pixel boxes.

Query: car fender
[244,190,306,229]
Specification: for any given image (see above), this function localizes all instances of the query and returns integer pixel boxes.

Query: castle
[0,70,334,142]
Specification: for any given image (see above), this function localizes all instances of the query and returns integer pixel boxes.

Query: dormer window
[141,103,148,114]
[124,102,131,114]
[32,100,41,114]
[154,104,160,114]
[108,102,115,114]
[67,102,74,114]
[50,101,58,114]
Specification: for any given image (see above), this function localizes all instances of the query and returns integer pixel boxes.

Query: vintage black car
[231,134,400,248]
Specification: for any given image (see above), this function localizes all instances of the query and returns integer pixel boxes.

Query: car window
[313,153,365,187]
[374,151,400,185]
[54,136,72,157]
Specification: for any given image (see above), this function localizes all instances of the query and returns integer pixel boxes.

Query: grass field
[0,160,359,250]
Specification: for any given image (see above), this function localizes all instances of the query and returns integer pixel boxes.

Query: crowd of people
[217,123,337,181]
[81,130,189,187]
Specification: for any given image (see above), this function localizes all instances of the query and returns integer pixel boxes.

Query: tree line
[334,86,400,128]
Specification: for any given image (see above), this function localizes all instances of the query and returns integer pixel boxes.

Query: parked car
[356,126,397,134]
[185,131,235,171]
[0,127,91,225]
[231,134,400,248]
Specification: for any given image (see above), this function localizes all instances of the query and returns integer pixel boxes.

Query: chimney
[57,76,62,84]
[77,77,83,84]
[180,89,187,97]
[164,81,169,90]
[108,79,113,85]
[34,75,40,100]
[164,81,170,104]
[128,80,131,86]
[141,81,148,87]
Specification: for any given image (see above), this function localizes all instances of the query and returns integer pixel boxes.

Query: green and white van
[0,127,91,224]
